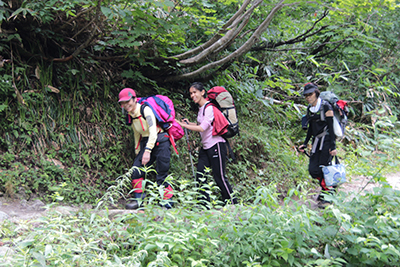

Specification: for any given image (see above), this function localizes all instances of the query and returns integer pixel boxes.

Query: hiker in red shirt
[176,82,237,208]
[298,83,337,205]
[118,88,173,210]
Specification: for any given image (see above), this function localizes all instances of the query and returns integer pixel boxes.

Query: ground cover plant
[1,160,400,266]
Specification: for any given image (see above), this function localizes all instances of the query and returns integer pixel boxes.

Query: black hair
[304,82,320,97]
[190,82,207,98]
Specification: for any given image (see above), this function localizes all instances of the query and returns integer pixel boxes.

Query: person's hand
[175,118,182,126]
[298,144,306,153]
[330,149,337,156]
[181,118,189,124]
[142,150,151,166]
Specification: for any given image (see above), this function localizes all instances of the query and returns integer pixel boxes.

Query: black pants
[197,142,237,205]
[131,133,171,188]
[308,138,332,190]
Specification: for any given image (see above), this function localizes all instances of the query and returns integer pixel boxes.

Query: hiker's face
[120,98,137,113]
[189,87,204,104]
[305,92,317,104]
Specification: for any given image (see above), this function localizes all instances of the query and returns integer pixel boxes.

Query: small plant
[4,179,14,198]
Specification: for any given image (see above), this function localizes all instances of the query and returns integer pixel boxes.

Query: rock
[14,193,26,201]
[30,199,46,211]
[0,211,9,221]
[18,186,27,199]
[53,206,79,215]
[9,211,18,217]
[20,199,28,208]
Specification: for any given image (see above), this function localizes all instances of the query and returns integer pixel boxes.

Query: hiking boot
[125,192,146,210]
[317,188,336,201]
[163,202,173,209]
[317,200,332,209]
[160,199,174,209]
[316,193,324,201]
[126,200,140,210]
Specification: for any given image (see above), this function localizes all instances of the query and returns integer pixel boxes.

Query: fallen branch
[264,96,307,110]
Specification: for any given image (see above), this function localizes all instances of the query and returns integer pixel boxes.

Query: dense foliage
[1,0,400,265]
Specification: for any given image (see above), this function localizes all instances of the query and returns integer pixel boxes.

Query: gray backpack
[303,91,349,138]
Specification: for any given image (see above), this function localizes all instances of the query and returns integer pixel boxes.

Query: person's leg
[196,148,211,206]
[154,139,173,208]
[309,148,329,191]
[126,147,147,209]
[318,140,335,201]
[126,139,158,209]
[207,142,237,205]
[309,140,334,205]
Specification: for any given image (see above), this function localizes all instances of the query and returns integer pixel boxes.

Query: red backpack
[205,86,239,139]
[203,86,239,161]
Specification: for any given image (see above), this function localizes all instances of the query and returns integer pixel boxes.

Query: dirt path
[1,172,399,222]
[339,172,400,195]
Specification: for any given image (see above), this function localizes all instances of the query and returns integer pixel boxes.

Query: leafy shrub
[2,181,400,266]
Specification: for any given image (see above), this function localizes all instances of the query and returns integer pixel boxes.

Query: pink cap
[118,88,136,102]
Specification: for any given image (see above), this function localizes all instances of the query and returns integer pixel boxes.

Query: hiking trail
[0,172,399,222]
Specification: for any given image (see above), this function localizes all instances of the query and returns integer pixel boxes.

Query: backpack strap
[125,114,133,126]
[166,129,179,155]
[307,100,326,122]
[203,101,213,116]
[320,99,326,121]
[140,103,146,118]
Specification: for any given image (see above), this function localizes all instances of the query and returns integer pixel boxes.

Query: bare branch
[262,39,346,52]
[314,40,347,58]
[164,0,286,82]
[71,18,96,40]
[222,0,254,30]
[58,6,97,31]
[264,96,307,110]
[171,0,255,60]
[254,10,329,51]
[179,0,261,65]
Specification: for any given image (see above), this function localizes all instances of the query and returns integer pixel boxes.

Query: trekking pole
[183,119,196,181]
[298,146,310,158]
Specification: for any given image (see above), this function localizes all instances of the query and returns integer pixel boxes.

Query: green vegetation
[1,175,400,266]
[1,0,400,266]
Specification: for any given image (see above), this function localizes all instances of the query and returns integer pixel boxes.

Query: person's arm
[142,106,158,165]
[176,118,205,132]
[134,129,141,156]
[325,108,337,156]
[299,127,312,152]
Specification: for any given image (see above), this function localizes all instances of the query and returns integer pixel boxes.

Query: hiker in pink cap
[118,88,173,210]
